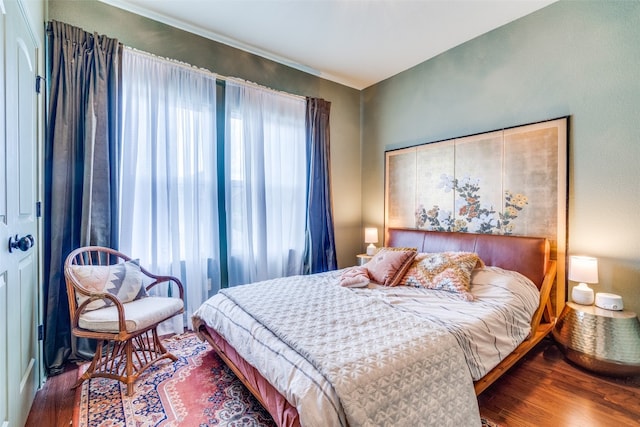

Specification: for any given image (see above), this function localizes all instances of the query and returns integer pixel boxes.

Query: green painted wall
[47,0,362,269]
[362,0,640,315]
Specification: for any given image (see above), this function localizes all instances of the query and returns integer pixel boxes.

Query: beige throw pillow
[70,260,147,311]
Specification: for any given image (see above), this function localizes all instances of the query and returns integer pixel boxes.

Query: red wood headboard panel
[386,228,550,289]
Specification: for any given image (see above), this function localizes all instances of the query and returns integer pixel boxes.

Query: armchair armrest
[143,272,185,301]
[74,292,128,335]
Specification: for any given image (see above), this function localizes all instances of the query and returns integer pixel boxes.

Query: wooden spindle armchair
[64,246,185,396]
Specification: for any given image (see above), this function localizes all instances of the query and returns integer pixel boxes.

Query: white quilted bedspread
[194,271,481,427]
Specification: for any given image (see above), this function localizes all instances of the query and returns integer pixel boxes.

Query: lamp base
[572,283,594,305]
[366,244,376,256]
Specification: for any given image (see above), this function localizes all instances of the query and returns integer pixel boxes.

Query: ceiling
[101,0,556,90]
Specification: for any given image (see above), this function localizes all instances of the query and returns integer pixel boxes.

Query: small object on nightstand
[572,284,594,305]
[552,301,640,376]
[569,255,598,305]
[595,292,623,311]
[364,227,378,256]
[356,254,372,266]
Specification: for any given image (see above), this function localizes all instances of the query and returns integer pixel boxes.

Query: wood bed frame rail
[474,259,557,394]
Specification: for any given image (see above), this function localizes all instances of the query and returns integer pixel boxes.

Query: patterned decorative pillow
[364,247,417,286]
[399,252,484,300]
[70,260,147,311]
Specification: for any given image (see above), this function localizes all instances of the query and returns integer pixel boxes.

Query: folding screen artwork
[385,117,568,309]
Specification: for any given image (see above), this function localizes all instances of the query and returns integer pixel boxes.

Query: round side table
[356,254,372,266]
[552,301,640,376]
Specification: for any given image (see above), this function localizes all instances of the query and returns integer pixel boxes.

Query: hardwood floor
[26,336,640,427]
[26,363,77,427]
[477,337,640,426]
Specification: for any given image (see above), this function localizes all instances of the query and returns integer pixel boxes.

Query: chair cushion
[70,260,147,311]
[78,296,184,333]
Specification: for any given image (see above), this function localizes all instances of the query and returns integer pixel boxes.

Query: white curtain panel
[225,79,307,286]
[119,48,220,333]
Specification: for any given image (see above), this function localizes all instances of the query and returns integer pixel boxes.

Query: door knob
[8,234,34,253]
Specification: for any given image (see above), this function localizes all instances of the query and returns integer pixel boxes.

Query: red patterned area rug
[74,333,274,426]
[74,332,501,426]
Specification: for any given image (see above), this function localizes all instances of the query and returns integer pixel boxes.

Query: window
[119,51,308,331]
[225,80,307,286]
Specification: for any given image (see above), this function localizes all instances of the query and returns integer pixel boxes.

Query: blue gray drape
[44,21,121,374]
[303,98,337,273]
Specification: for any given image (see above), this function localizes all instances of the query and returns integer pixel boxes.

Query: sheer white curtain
[225,79,307,286]
[119,48,219,333]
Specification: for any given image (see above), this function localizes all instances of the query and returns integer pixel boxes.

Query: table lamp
[364,227,379,256]
[569,255,598,305]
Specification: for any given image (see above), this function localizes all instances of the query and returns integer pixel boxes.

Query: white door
[0,0,40,426]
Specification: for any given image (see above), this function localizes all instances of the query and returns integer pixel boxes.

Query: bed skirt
[194,320,301,427]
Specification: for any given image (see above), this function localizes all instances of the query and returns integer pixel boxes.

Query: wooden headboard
[387,228,550,289]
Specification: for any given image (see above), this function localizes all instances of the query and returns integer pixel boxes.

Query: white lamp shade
[364,227,379,244]
[569,256,598,284]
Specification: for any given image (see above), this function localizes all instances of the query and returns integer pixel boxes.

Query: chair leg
[152,328,178,362]
[73,339,105,390]
[125,338,135,396]
[72,330,179,396]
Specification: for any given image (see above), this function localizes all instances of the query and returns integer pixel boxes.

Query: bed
[192,228,557,426]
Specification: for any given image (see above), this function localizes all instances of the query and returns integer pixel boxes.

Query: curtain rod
[125,46,306,102]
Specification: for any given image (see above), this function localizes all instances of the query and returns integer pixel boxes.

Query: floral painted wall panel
[451,132,503,233]
[503,122,561,250]
[386,147,417,228]
[385,118,567,246]
[414,140,455,228]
